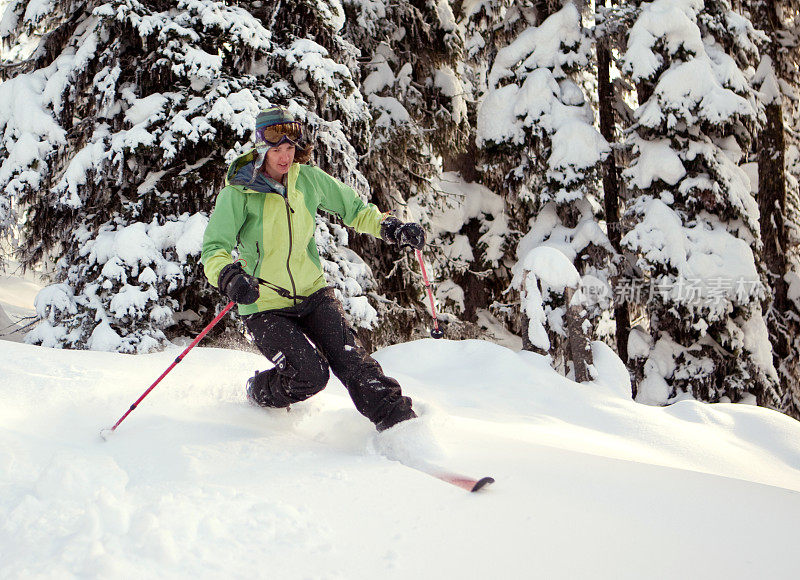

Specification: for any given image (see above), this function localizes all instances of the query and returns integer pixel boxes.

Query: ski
[246,403,494,492]
[400,459,495,493]
[431,471,495,492]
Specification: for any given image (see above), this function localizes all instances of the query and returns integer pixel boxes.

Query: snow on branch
[487,2,588,87]
[408,172,509,267]
[27,213,208,352]
[622,0,704,83]
[477,3,608,205]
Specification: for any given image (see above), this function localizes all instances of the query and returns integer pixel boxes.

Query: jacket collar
[226,149,292,195]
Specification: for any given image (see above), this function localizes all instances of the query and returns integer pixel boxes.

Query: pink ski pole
[101,300,236,439]
[415,249,444,339]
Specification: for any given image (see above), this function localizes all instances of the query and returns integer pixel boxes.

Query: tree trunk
[566,287,594,383]
[758,102,789,315]
[521,311,535,352]
[749,0,800,419]
[596,21,631,364]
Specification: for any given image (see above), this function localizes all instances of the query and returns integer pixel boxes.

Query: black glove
[218,262,260,305]
[381,217,426,250]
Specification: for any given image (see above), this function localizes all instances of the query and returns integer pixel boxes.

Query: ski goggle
[255,122,302,150]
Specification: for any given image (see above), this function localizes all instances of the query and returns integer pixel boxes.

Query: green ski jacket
[202,151,387,315]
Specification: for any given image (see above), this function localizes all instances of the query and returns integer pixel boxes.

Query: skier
[201,106,425,432]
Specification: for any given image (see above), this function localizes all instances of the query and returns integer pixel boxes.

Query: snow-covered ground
[2,312,800,578]
[0,259,42,342]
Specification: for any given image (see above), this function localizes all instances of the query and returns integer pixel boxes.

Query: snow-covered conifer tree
[476,1,612,377]
[340,0,508,344]
[427,0,541,340]
[619,0,782,407]
[743,0,800,418]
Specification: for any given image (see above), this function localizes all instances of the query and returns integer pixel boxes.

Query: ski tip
[470,476,495,492]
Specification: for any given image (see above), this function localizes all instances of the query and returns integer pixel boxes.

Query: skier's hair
[294,141,314,164]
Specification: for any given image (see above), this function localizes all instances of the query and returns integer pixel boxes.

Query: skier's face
[263,143,296,180]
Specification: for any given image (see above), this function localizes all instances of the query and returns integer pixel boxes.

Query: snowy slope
[1,337,800,579]
[0,260,40,342]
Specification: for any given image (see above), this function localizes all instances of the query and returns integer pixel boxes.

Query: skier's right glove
[381,216,426,250]
[218,262,260,305]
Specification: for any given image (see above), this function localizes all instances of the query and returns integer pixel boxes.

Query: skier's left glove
[381,217,426,250]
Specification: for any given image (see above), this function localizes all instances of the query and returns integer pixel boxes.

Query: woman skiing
[201,106,425,432]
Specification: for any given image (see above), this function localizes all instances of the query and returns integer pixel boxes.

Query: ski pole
[101,300,236,439]
[415,249,444,339]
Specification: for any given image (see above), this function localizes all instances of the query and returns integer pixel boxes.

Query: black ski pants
[244,287,415,430]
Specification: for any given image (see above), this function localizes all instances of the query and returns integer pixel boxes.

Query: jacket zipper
[255,241,262,278]
[282,194,298,305]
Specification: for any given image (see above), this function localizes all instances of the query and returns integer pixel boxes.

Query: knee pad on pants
[270,354,329,404]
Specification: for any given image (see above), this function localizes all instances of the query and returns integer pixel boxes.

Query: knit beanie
[255,106,296,132]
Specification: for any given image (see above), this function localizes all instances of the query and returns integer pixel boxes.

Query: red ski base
[435,473,495,492]
[402,459,495,492]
